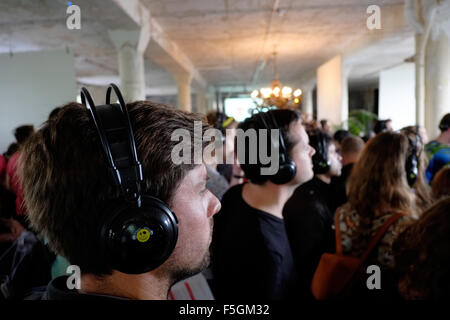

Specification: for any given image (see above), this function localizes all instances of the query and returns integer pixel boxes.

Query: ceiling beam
[111,0,207,90]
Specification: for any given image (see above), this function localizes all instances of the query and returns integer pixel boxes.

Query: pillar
[425,30,450,138]
[196,91,207,114]
[174,73,192,112]
[109,30,147,102]
[316,55,348,128]
[302,89,314,121]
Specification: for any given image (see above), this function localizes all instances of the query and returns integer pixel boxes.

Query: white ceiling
[0,0,422,94]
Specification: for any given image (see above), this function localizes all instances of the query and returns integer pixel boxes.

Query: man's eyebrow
[196,173,209,188]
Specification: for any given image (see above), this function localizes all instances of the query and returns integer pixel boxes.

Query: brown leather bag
[311,209,406,300]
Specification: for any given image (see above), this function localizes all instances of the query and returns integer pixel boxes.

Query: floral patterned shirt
[336,203,416,269]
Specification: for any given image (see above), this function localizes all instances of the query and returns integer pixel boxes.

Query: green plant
[342,109,378,137]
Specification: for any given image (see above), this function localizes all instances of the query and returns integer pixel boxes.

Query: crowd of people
[0,90,449,300]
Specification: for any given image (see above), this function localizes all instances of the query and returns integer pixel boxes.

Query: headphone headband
[81,84,143,207]
[250,108,296,184]
[256,109,289,159]
[80,84,178,274]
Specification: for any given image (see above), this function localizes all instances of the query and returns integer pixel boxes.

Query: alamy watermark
[66,2,81,30]
[66,265,81,290]
[170,121,281,176]
[366,265,381,290]
[366,5,381,30]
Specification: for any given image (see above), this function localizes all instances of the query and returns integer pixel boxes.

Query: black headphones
[80,84,178,274]
[255,109,297,184]
[309,131,331,174]
[404,126,422,187]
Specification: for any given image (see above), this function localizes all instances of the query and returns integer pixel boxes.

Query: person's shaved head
[340,135,365,165]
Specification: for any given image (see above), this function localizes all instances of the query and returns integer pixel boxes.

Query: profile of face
[322,121,331,134]
[327,142,342,177]
[164,164,221,283]
[418,126,429,145]
[385,120,393,131]
[288,121,316,185]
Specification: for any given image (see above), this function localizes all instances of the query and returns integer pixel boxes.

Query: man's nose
[208,192,221,217]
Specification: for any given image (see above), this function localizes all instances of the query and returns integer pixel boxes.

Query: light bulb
[282,86,292,97]
[273,86,280,97]
[251,90,259,98]
[261,88,272,98]
[293,89,302,97]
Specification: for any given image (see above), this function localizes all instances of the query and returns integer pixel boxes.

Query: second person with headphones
[211,109,315,300]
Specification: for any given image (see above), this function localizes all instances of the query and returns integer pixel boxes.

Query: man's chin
[170,251,211,285]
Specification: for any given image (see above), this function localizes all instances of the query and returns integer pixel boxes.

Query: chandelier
[250,52,302,110]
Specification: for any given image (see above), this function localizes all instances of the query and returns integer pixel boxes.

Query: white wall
[379,63,416,130]
[316,55,348,127]
[0,49,77,153]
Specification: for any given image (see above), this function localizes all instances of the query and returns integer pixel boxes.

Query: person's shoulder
[392,213,416,231]
[289,178,320,201]
[221,183,243,203]
[336,203,357,226]
[5,152,20,172]
[425,140,439,149]
[0,154,5,173]
[427,141,450,154]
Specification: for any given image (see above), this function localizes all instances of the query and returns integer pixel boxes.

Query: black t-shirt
[329,163,354,213]
[211,184,297,300]
[282,177,335,299]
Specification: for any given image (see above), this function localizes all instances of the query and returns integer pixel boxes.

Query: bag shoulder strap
[335,209,407,257]
[359,212,407,262]
[334,207,343,254]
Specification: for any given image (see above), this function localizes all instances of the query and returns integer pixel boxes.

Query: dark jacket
[283,177,335,299]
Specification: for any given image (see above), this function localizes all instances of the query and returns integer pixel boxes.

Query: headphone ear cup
[405,154,418,187]
[312,157,331,174]
[101,195,178,274]
[311,133,330,174]
[270,160,297,185]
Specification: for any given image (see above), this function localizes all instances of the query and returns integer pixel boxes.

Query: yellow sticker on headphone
[136,228,151,243]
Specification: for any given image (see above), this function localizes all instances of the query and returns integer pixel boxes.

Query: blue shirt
[425,141,450,182]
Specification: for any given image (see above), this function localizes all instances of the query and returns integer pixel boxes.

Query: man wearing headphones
[211,109,315,300]
[283,129,342,299]
[19,87,221,300]
[425,113,450,183]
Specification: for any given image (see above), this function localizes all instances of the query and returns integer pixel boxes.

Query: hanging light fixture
[250,51,302,109]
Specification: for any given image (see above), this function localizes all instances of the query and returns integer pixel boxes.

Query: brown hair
[432,167,450,200]
[237,109,302,185]
[19,101,210,275]
[394,196,450,299]
[347,132,416,229]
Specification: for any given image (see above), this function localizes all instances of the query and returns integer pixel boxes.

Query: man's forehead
[289,121,307,144]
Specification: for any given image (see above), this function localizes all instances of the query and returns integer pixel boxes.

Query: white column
[109,30,148,102]
[341,69,349,129]
[302,89,314,121]
[415,33,426,127]
[196,91,207,114]
[425,30,450,138]
[316,55,348,128]
[174,73,193,112]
